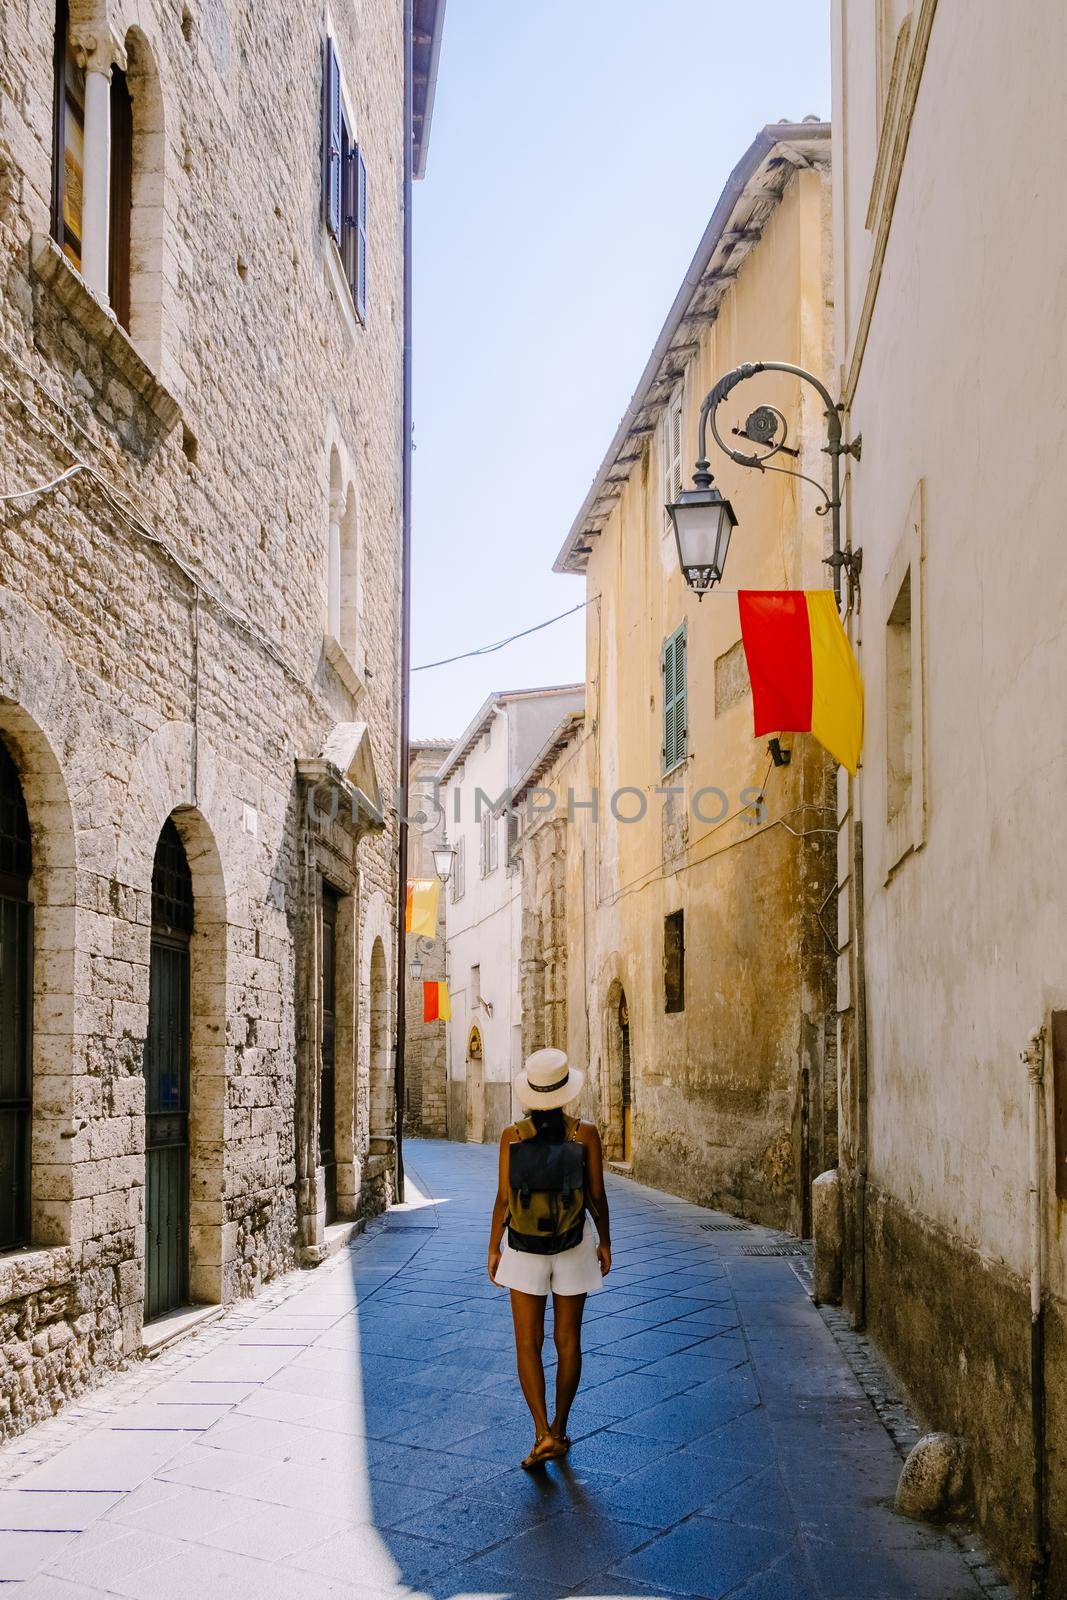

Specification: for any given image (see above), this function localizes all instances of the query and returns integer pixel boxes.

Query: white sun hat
[514,1048,584,1112]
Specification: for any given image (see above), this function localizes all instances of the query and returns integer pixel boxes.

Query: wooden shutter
[355,145,368,320]
[663,390,683,528]
[108,67,133,331]
[662,624,688,771]
[323,38,342,240]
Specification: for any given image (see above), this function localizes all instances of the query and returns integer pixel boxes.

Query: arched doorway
[0,739,32,1251]
[369,938,391,1148]
[604,980,633,1164]
[466,1025,484,1144]
[319,885,340,1224]
[144,817,192,1321]
[619,993,632,1163]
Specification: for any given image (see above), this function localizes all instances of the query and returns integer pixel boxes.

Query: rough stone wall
[518,817,569,1060]
[0,0,404,1433]
[403,743,451,1137]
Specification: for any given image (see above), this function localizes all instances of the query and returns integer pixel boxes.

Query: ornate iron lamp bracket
[698,360,862,610]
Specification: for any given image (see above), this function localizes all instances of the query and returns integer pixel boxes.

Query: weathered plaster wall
[573,165,837,1230]
[0,0,404,1432]
[833,0,1067,1584]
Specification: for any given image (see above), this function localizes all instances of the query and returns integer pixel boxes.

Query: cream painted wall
[442,688,584,1141]
[837,0,1067,1296]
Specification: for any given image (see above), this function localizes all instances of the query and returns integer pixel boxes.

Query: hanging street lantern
[431,841,456,884]
[666,476,738,598]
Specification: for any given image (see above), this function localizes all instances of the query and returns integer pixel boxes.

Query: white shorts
[494,1222,604,1297]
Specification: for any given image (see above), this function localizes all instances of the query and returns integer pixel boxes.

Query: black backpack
[506,1115,586,1255]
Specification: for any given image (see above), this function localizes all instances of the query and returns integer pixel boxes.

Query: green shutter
[662,623,688,772]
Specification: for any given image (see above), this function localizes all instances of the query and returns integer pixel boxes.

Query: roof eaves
[412,0,446,179]
[552,121,830,576]
[512,710,585,807]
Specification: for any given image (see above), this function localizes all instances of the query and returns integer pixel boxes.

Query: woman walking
[487,1048,612,1468]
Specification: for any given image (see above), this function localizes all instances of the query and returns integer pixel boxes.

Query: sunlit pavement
[0,1140,998,1600]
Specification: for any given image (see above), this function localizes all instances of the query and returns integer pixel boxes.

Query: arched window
[339,484,361,665]
[0,740,32,1251]
[327,448,343,641]
[50,8,162,351]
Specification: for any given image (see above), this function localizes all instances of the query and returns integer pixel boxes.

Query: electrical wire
[412,600,590,672]
[0,353,315,699]
[0,463,86,503]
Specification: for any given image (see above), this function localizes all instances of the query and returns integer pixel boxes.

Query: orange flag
[423,981,451,1022]
[738,590,863,774]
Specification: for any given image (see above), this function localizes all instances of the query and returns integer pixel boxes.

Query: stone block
[812,1167,843,1305]
[896,1432,968,1522]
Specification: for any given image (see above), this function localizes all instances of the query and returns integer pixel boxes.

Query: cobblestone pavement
[0,1141,1008,1600]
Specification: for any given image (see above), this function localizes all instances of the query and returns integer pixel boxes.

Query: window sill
[0,1244,73,1308]
[660,755,689,781]
[30,234,181,431]
[324,634,366,697]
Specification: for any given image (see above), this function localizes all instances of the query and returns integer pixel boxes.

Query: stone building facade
[514,711,584,1063]
[437,686,583,1144]
[831,1,1067,1586]
[402,739,451,1138]
[0,0,443,1433]
[551,124,837,1230]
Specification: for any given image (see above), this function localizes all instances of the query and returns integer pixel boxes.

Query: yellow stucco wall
[567,164,838,1229]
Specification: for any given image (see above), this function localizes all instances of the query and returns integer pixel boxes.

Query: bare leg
[509,1289,551,1449]
[550,1292,586,1441]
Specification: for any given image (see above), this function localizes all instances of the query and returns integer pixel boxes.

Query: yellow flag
[405,878,440,938]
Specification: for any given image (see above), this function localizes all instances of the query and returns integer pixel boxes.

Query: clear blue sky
[411,0,830,740]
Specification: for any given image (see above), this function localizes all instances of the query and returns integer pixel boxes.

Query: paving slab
[0,1139,1004,1599]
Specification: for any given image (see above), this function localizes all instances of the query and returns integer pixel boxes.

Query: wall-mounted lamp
[667,360,862,610]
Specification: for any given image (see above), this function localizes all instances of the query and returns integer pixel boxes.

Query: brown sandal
[521,1431,559,1469]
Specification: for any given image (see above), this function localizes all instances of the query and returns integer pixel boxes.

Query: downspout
[852,812,869,1326]
[393,0,414,1204]
[1024,1027,1048,1600]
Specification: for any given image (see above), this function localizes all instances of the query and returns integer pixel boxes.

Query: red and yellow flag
[738,590,863,774]
[423,980,450,1022]
[405,878,440,938]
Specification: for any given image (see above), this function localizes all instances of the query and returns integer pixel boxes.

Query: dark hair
[530,1107,567,1142]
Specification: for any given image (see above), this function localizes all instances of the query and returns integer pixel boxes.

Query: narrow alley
[0,1143,1002,1600]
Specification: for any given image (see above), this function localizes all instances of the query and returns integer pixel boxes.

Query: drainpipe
[1024,1026,1048,1600]
[393,0,414,1204]
[852,804,870,1329]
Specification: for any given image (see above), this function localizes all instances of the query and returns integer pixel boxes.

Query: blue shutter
[675,625,688,764]
[323,38,342,240]
[662,634,674,771]
[662,624,688,772]
[342,141,358,298]
[355,145,368,320]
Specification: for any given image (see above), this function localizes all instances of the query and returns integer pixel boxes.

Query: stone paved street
[0,1142,998,1599]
